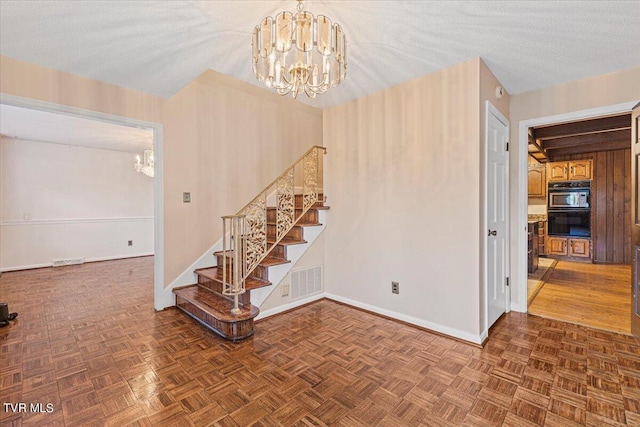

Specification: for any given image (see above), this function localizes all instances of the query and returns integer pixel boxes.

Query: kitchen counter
[528,214,547,222]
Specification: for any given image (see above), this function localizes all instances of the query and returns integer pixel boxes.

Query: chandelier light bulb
[252,0,347,99]
[134,149,154,178]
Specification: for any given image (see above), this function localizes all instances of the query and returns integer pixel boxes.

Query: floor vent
[52,258,85,267]
[291,265,323,301]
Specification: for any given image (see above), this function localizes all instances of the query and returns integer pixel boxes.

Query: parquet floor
[529,261,632,335]
[1,257,640,426]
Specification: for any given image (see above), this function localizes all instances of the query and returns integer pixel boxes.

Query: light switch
[183,192,191,203]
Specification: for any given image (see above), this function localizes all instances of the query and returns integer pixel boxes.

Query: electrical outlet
[183,192,191,203]
[281,283,290,297]
[128,240,133,246]
[391,281,399,294]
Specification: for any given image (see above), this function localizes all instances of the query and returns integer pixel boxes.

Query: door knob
[488,230,497,236]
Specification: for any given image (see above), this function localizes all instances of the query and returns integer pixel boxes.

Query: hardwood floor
[527,258,557,306]
[1,257,640,426]
[529,261,632,335]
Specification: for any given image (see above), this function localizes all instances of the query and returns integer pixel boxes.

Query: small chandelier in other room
[252,0,347,99]
[134,148,154,178]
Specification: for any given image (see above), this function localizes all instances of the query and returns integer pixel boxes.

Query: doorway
[0,93,165,309]
[517,101,639,334]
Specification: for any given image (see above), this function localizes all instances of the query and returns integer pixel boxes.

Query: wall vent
[291,265,323,301]
[52,258,85,267]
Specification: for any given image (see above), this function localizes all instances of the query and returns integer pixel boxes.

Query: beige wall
[0,56,324,296]
[0,56,163,124]
[323,58,487,340]
[510,67,640,124]
[509,66,640,309]
[162,70,322,286]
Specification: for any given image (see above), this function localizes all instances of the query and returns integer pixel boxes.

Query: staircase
[173,146,327,341]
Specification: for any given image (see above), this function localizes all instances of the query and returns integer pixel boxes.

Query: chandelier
[134,148,154,178]
[252,0,347,99]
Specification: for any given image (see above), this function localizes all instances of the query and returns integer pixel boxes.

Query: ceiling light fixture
[252,0,347,99]
[134,148,154,178]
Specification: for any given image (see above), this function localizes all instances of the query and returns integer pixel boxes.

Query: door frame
[515,100,639,312]
[0,93,165,310]
[484,101,510,335]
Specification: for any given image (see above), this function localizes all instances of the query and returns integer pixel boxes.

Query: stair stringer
[161,188,286,309]
[252,209,327,315]
[161,239,223,309]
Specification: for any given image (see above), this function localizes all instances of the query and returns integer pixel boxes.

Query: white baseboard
[0,252,154,272]
[324,293,485,345]
[256,293,326,321]
[510,302,527,313]
[85,253,154,263]
[1,262,51,272]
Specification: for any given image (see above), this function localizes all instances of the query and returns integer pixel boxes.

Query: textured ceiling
[0,104,153,153]
[1,1,639,109]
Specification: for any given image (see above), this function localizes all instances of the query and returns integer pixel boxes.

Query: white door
[486,102,509,329]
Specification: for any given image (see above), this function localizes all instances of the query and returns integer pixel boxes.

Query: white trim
[1,263,51,272]
[0,93,165,310]
[1,217,153,226]
[515,101,638,313]
[484,101,510,334]
[256,293,326,320]
[324,293,484,345]
[152,126,165,310]
[0,252,154,272]
[86,253,153,263]
[0,94,158,131]
[1,135,146,155]
[510,302,527,313]
[479,329,489,344]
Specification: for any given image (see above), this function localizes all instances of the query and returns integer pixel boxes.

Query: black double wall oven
[547,181,591,238]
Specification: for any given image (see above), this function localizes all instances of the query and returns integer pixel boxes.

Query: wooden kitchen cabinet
[547,236,591,258]
[547,160,592,181]
[528,164,546,197]
[538,221,546,255]
[569,160,592,180]
[547,237,568,255]
[548,162,569,181]
[568,238,590,258]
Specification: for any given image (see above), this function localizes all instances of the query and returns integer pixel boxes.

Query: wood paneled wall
[552,148,631,264]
